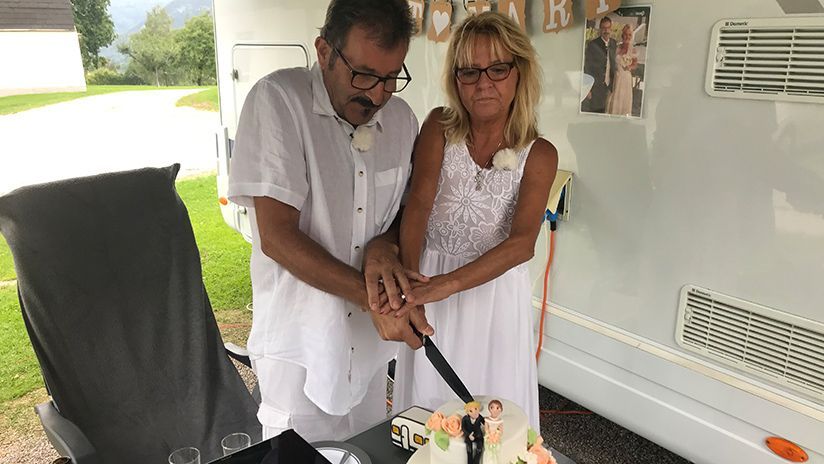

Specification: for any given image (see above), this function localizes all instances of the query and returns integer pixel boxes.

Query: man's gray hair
[321,0,415,50]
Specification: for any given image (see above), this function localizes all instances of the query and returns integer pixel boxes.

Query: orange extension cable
[535,228,555,362]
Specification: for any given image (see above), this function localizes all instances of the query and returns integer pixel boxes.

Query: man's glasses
[454,62,515,85]
[334,47,412,93]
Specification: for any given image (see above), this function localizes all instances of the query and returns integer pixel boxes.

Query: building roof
[0,0,76,31]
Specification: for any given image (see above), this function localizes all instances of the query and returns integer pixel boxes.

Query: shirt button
[354,245,360,250]
[348,312,352,317]
[357,207,363,213]
[358,171,364,177]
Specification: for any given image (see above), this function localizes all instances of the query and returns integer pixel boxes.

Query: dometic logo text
[725,21,748,27]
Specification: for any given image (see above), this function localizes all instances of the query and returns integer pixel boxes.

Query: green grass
[0,174,251,405]
[0,85,203,115]
[0,284,40,403]
[0,235,13,281]
[176,86,219,112]
[176,174,252,311]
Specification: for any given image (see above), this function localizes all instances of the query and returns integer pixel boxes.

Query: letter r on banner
[544,0,573,33]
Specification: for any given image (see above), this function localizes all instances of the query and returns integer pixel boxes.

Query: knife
[412,326,475,404]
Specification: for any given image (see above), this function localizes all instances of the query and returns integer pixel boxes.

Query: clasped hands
[362,239,456,349]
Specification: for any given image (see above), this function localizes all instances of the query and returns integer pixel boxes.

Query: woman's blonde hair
[441,12,541,149]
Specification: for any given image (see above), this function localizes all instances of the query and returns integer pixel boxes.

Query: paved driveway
[0,89,219,194]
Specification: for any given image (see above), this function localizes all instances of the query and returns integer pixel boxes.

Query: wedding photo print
[580,5,652,118]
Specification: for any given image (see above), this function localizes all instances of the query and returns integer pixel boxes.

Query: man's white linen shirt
[227,63,418,416]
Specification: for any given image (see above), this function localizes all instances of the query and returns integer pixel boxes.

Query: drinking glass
[168,446,200,464]
[221,432,251,455]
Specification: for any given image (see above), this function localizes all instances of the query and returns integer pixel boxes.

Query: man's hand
[369,306,433,349]
[364,238,428,312]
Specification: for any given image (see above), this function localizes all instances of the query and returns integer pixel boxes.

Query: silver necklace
[469,138,503,191]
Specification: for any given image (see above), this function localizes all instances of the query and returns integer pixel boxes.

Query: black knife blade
[412,326,475,403]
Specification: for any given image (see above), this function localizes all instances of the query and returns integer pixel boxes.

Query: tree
[71,0,116,70]
[118,7,179,86]
[176,13,216,86]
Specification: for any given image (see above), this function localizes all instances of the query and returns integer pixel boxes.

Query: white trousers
[252,358,388,443]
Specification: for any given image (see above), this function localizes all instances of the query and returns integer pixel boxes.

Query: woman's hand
[392,275,458,317]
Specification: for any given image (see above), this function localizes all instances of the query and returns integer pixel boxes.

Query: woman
[391,12,557,430]
[606,24,638,116]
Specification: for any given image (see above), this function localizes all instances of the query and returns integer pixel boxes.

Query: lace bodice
[424,140,535,260]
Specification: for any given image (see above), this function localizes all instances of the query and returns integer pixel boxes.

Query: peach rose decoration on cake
[528,436,558,464]
[425,411,445,433]
[442,414,463,437]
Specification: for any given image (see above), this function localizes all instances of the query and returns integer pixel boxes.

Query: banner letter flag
[544,0,573,33]
[408,0,425,34]
[465,0,492,16]
[427,0,453,43]
[585,0,621,20]
[497,0,527,32]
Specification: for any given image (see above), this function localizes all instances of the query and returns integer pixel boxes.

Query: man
[583,16,617,113]
[227,0,433,443]
[461,402,485,464]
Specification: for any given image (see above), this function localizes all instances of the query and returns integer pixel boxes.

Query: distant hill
[101,0,212,67]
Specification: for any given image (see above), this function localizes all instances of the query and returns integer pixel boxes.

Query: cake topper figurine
[485,399,504,435]
[482,399,504,461]
[484,399,504,461]
[461,401,485,464]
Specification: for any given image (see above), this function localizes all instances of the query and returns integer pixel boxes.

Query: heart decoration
[427,0,453,42]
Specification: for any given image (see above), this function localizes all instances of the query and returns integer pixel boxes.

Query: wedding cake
[405,397,556,464]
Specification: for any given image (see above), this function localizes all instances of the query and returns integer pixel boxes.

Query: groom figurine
[462,401,485,464]
[583,16,617,113]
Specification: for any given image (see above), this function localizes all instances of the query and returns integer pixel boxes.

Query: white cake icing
[407,396,532,464]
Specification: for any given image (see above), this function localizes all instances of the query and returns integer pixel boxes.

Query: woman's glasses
[334,47,412,93]
[454,62,515,85]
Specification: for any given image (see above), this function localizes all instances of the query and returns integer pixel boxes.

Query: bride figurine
[485,399,504,435]
[484,400,504,463]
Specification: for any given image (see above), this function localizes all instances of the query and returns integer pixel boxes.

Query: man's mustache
[352,97,377,109]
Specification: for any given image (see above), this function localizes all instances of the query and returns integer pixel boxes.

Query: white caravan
[212,1,824,463]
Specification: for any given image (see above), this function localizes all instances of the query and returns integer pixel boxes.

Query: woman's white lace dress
[393,140,540,430]
[606,48,636,116]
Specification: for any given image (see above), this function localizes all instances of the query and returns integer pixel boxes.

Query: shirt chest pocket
[373,167,403,230]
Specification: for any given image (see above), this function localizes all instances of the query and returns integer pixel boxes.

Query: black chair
[0,165,260,464]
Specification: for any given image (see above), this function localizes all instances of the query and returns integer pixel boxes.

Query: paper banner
[408,0,425,34]
[543,0,573,33]
[427,0,453,42]
[465,0,492,16]
[585,0,621,19]
[497,0,526,32]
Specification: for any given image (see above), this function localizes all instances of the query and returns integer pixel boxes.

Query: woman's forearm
[444,234,535,293]
[399,201,431,273]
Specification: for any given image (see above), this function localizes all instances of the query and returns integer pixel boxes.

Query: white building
[0,0,86,97]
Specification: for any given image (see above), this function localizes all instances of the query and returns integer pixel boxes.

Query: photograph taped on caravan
[581,5,652,118]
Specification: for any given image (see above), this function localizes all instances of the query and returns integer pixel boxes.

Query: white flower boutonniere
[491,148,518,171]
[351,125,374,152]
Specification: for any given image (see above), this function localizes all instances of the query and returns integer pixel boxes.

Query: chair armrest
[35,401,100,464]
[225,342,252,369]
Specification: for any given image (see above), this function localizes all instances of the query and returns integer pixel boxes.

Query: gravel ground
[537,387,691,464]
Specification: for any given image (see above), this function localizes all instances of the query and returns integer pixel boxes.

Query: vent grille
[677,285,824,401]
[706,17,824,103]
